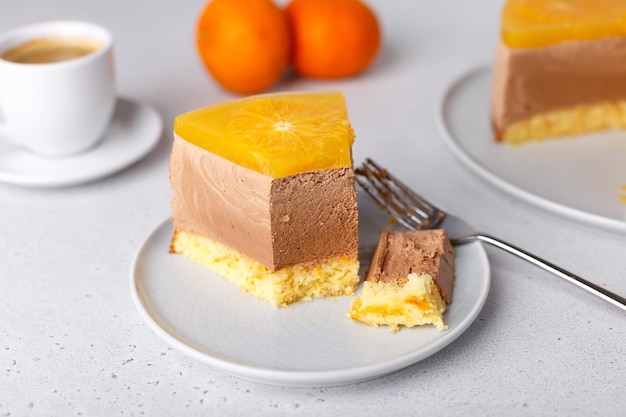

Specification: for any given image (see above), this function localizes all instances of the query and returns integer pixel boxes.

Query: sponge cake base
[171,230,360,308]
[348,273,447,333]
[499,100,626,145]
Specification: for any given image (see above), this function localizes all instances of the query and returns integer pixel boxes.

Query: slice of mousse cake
[492,0,626,144]
[169,91,360,307]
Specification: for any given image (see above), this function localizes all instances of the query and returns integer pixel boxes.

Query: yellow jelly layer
[173,91,355,178]
[501,0,626,48]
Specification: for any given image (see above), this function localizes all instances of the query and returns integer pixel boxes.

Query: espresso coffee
[1,37,101,64]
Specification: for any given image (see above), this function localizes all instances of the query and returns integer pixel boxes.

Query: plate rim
[130,218,491,387]
[436,65,626,234]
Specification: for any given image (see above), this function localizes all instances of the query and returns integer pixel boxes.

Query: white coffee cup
[0,21,115,156]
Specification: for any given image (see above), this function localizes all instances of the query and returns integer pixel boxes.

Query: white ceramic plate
[0,97,162,187]
[130,197,490,387]
[437,66,626,233]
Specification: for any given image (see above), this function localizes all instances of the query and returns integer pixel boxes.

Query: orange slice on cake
[502,0,626,48]
[174,91,354,178]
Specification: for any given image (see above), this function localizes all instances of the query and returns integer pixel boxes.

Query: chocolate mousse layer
[169,135,358,272]
[491,36,626,138]
[366,229,455,303]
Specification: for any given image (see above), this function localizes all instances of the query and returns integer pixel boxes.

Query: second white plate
[437,66,626,233]
[130,196,490,387]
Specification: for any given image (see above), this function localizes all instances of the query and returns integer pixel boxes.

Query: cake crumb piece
[348,229,455,333]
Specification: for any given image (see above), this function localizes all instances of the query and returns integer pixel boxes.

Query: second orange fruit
[285,0,382,79]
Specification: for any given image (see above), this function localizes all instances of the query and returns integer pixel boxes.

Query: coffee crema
[1,37,101,64]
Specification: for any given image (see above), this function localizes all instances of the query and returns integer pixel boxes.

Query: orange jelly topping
[501,0,626,48]
[174,91,355,178]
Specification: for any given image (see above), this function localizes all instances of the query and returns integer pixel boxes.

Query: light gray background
[1,0,624,415]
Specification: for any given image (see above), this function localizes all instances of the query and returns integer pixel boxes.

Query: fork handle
[453,234,626,312]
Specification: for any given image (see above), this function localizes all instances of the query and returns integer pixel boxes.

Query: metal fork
[356,158,626,312]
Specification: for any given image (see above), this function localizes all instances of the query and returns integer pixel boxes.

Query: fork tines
[355,158,446,230]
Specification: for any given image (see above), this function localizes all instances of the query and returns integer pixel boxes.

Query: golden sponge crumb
[348,273,447,333]
[500,100,626,145]
[619,185,626,204]
[171,230,360,308]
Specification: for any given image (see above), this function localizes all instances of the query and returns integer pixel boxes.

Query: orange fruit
[174,91,354,178]
[285,0,381,79]
[196,0,290,94]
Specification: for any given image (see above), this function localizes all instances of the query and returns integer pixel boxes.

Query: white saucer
[130,195,491,387]
[0,97,162,188]
[437,66,626,233]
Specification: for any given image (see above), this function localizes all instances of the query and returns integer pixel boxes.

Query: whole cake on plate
[348,229,455,333]
[169,91,360,307]
[492,0,626,144]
